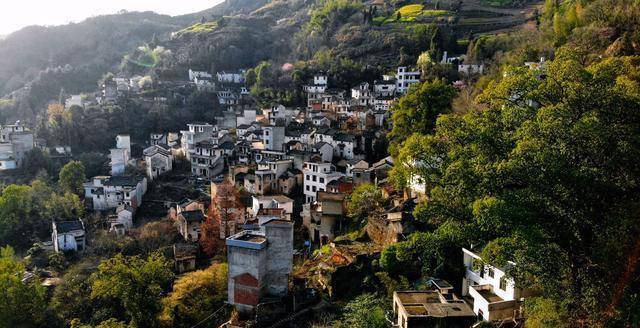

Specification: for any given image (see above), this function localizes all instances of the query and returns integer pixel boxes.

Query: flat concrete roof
[395,291,475,318]
[226,231,267,250]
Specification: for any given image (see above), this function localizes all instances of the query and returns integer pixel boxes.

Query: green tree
[160,263,228,327]
[0,246,47,327]
[346,183,385,225]
[21,148,53,177]
[335,293,388,328]
[91,252,174,327]
[388,79,456,155]
[390,50,640,324]
[59,160,86,195]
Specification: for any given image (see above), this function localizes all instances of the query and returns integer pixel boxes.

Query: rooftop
[395,291,475,318]
[180,210,205,222]
[55,220,84,233]
[103,176,143,187]
[226,230,267,250]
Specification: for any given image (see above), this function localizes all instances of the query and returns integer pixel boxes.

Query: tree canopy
[389,49,640,325]
[59,161,86,196]
[90,252,174,327]
[160,263,228,327]
[388,78,457,155]
[0,246,47,327]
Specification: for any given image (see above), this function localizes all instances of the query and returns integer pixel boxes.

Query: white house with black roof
[177,209,205,241]
[52,220,86,253]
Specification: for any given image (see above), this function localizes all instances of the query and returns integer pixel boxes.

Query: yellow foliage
[160,263,228,326]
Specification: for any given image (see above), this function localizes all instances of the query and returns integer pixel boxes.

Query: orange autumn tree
[200,180,244,255]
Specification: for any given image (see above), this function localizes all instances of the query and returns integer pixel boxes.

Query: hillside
[0,0,540,123]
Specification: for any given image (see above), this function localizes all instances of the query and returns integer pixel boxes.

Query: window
[312,186,316,192]
[313,176,317,182]
[306,185,310,191]
[499,276,507,291]
[488,267,495,278]
[319,178,324,183]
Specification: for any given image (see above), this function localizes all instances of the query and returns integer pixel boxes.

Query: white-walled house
[143,144,173,181]
[302,161,343,203]
[110,134,131,176]
[52,220,86,253]
[462,247,532,323]
[0,122,34,171]
[396,66,421,94]
[180,122,214,159]
[251,195,294,221]
[84,176,147,212]
[217,70,246,84]
[304,74,328,109]
[191,140,225,178]
[313,142,334,163]
[189,69,212,82]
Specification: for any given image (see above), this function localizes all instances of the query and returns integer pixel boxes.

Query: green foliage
[335,293,388,328]
[160,263,228,327]
[388,79,457,155]
[307,0,363,35]
[175,22,219,35]
[391,50,640,324]
[0,180,84,249]
[346,183,385,225]
[91,252,174,327]
[375,271,410,297]
[0,246,47,327]
[379,245,401,275]
[71,318,129,328]
[0,11,184,114]
[22,148,55,177]
[77,152,108,178]
[524,297,570,328]
[59,160,86,195]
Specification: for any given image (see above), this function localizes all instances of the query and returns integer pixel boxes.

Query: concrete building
[226,219,293,313]
[392,282,476,328]
[462,247,532,323]
[108,204,133,235]
[304,73,328,109]
[0,122,34,171]
[374,78,397,97]
[83,176,147,211]
[396,66,421,94]
[190,140,225,178]
[262,125,285,151]
[110,135,131,176]
[313,142,334,163]
[52,220,86,253]
[180,122,214,160]
[303,161,343,203]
